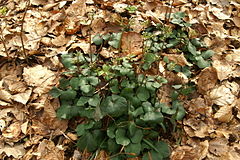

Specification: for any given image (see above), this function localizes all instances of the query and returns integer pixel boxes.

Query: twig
[20,0,30,60]
[164,0,175,24]
[0,31,9,59]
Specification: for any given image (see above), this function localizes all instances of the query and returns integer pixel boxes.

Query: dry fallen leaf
[0,143,25,159]
[214,105,233,122]
[34,139,64,160]
[197,67,218,94]
[11,89,32,104]
[2,122,22,139]
[209,81,239,106]
[163,53,191,66]
[23,65,56,95]
[121,32,143,57]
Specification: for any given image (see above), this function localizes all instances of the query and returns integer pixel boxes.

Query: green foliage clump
[142,12,215,72]
[50,51,185,159]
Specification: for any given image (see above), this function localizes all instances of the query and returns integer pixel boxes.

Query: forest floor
[0,0,240,159]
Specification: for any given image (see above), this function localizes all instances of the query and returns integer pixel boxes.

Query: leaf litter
[0,0,240,159]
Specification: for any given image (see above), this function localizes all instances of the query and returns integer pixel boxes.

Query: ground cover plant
[50,12,214,159]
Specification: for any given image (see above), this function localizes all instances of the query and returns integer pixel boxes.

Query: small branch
[20,0,30,60]
[0,32,9,59]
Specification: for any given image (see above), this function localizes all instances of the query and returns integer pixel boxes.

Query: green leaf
[142,101,153,113]
[130,107,144,117]
[93,34,103,45]
[75,122,94,136]
[88,95,100,107]
[141,112,163,123]
[87,76,99,86]
[161,104,176,115]
[201,50,214,59]
[131,129,143,144]
[108,32,122,49]
[176,106,186,120]
[100,95,128,117]
[60,89,77,100]
[128,122,137,136]
[196,56,210,68]
[57,104,79,119]
[107,125,116,138]
[59,78,69,89]
[61,54,76,70]
[108,138,121,153]
[155,141,171,158]
[70,77,79,90]
[80,84,93,94]
[125,143,141,157]
[77,131,97,152]
[115,128,130,146]
[187,41,197,55]
[50,87,62,98]
[137,87,150,101]
[102,33,111,41]
[77,96,89,106]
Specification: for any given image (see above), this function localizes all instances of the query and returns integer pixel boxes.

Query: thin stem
[20,0,30,60]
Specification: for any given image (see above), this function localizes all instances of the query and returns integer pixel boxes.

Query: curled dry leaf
[208,138,229,156]
[23,65,56,95]
[51,34,70,47]
[11,89,32,104]
[197,67,218,94]
[2,122,22,139]
[214,105,233,122]
[212,59,233,81]
[163,53,191,66]
[184,118,209,138]
[171,140,208,160]
[0,144,25,159]
[209,81,239,106]
[121,32,143,57]
[34,139,64,160]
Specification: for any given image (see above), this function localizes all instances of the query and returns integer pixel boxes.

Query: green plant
[142,12,215,71]
[50,51,186,159]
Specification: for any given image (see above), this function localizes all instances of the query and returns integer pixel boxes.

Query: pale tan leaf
[121,32,143,57]
[11,89,32,105]
[0,144,25,159]
[214,105,233,122]
[197,67,218,94]
[2,122,22,139]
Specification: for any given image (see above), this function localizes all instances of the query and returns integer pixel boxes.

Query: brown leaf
[209,81,239,106]
[163,53,191,66]
[197,67,218,94]
[51,34,70,47]
[0,144,25,159]
[2,122,22,139]
[23,65,56,95]
[208,138,228,156]
[214,105,233,122]
[35,139,64,160]
[121,32,143,57]
[11,89,32,105]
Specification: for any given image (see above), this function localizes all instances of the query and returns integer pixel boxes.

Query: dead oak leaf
[11,89,32,105]
[214,105,233,123]
[208,138,229,156]
[2,122,22,139]
[212,59,233,81]
[0,144,25,159]
[34,139,64,160]
[197,67,218,94]
[121,32,143,57]
[209,81,239,106]
[51,34,70,47]
[163,53,191,66]
[23,65,56,95]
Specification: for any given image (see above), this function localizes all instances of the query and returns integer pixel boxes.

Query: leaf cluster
[50,52,185,159]
[142,12,215,71]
